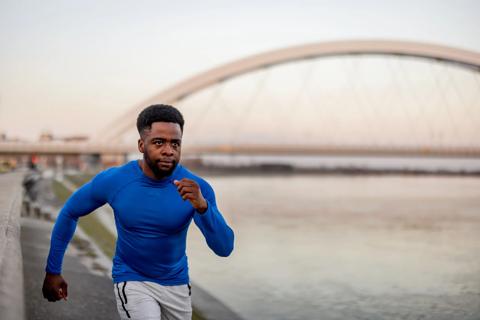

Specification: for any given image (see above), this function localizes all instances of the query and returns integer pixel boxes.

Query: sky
[0,0,479,141]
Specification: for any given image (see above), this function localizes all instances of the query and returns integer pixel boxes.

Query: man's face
[138,122,182,179]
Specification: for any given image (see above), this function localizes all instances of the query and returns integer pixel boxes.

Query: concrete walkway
[21,217,118,320]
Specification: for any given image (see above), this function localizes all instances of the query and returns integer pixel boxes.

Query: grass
[65,173,95,187]
[53,176,207,320]
[192,310,205,320]
[52,179,72,203]
[52,179,116,258]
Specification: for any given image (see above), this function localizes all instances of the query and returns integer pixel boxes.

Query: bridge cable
[189,81,226,145]
[302,60,335,147]
[397,57,437,150]
[387,56,422,150]
[345,56,383,149]
[230,68,271,146]
[429,60,460,149]
[279,60,316,146]
[445,64,479,149]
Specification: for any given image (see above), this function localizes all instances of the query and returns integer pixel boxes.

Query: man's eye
[172,142,180,148]
[154,141,163,145]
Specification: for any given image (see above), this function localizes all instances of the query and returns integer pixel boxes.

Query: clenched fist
[42,273,68,302]
[173,178,208,214]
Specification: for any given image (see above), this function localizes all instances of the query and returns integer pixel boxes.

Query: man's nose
[161,143,174,155]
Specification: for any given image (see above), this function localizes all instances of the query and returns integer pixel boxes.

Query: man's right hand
[42,273,68,302]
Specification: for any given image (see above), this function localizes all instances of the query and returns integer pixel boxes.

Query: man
[43,104,235,319]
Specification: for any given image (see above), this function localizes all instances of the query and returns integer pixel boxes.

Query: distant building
[38,131,89,143]
[0,132,24,142]
[62,135,89,143]
[39,131,54,142]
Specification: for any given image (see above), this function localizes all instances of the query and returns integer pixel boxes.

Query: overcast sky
[0,0,479,141]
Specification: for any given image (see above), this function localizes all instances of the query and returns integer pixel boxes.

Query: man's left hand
[174,178,208,213]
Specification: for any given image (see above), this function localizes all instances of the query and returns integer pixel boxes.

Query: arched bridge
[2,39,480,158]
[95,39,480,150]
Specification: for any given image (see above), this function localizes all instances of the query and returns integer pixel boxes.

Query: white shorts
[113,281,192,320]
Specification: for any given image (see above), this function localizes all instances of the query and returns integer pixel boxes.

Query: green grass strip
[64,174,95,187]
[52,180,116,258]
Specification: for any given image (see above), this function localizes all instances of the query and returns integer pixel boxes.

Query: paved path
[21,217,118,320]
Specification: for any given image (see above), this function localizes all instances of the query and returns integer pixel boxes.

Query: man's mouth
[157,160,174,166]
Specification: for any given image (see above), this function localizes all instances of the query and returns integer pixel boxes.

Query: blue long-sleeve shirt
[46,160,234,285]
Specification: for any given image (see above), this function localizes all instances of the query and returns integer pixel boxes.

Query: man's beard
[144,151,177,179]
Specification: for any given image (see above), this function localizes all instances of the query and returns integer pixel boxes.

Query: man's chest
[111,183,194,233]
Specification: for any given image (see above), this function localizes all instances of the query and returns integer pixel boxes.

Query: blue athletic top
[46,160,234,285]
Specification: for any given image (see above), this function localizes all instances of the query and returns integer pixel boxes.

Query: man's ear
[138,138,145,153]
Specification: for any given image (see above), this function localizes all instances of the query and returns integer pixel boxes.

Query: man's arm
[43,179,107,302]
[175,178,234,257]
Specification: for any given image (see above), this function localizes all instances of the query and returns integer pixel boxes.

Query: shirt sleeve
[193,180,235,257]
[45,176,108,274]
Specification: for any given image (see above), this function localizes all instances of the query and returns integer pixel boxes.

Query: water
[186,175,480,320]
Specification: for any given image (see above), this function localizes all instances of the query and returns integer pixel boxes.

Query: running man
[42,104,235,319]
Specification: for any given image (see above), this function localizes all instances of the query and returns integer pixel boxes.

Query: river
[186,175,480,320]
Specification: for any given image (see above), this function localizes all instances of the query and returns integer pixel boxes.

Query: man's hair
[136,104,185,137]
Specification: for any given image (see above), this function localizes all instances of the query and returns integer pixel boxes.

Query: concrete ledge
[0,172,26,320]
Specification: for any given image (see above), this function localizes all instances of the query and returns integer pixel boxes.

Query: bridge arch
[97,39,480,142]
